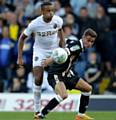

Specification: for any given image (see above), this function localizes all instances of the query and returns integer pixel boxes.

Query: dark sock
[41,97,60,116]
[79,94,90,114]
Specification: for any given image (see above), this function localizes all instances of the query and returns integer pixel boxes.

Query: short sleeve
[57,16,63,29]
[23,22,34,36]
[66,39,81,55]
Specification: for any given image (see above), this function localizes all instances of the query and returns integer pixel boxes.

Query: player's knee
[89,85,92,91]
[82,85,92,96]
[61,93,68,100]
[33,84,41,95]
[87,85,92,92]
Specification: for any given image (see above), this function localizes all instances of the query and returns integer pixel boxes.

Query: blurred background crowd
[0,0,116,94]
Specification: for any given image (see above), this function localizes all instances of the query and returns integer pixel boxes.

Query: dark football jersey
[48,39,84,75]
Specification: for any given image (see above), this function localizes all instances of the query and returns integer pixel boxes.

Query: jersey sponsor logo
[70,45,80,51]
[37,30,57,37]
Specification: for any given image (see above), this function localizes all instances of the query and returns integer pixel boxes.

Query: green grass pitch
[0,111,116,120]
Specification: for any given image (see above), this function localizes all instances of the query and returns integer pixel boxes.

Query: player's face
[83,35,95,48]
[42,5,54,22]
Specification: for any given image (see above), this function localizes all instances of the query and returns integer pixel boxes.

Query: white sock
[55,95,63,102]
[81,91,91,96]
[33,84,41,113]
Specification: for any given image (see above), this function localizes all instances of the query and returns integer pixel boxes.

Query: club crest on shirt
[53,23,57,29]
[35,56,39,61]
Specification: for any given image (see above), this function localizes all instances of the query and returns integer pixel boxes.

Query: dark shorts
[48,70,80,90]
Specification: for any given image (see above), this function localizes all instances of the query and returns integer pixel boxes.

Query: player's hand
[41,57,54,68]
[17,57,24,69]
[41,59,48,68]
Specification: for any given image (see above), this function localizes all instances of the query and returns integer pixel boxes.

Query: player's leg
[39,75,68,118]
[33,66,43,112]
[75,78,93,120]
[33,50,45,120]
[33,66,44,120]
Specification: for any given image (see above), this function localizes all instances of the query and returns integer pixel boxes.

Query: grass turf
[0,111,116,120]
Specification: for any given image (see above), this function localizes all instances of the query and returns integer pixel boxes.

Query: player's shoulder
[66,38,82,51]
[53,15,63,24]
[31,15,42,24]
[66,38,79,45]
[29,15,42,26]
[53,15,62,20]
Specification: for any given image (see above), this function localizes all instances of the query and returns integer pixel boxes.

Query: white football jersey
[24,15,63,50]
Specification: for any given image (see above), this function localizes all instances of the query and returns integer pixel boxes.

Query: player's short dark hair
[83,28,97,38]
[41,2,53,10]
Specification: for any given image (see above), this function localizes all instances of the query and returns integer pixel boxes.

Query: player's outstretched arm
[17,33,28,65]
[58,28,65,47]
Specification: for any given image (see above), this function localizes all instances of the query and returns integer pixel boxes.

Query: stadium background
[0,0,116,120]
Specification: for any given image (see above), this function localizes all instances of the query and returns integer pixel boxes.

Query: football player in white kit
[17,2,65,120]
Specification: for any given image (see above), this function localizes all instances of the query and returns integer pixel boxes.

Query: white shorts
[33,48,53,67]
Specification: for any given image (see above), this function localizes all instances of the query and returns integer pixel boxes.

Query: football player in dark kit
[38,28,97,120]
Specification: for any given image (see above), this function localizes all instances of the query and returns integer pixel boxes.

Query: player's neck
[43,16,52,23]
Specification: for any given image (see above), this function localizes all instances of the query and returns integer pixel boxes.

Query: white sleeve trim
[23,28,32,36]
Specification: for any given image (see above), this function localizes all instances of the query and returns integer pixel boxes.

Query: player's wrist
[47,57,54,64]
[18,54,23,59]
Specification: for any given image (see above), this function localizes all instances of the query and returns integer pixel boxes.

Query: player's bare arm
[58,28,65,47]
[17,33,28,65]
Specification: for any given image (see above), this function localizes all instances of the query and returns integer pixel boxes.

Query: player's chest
[35,24,58,37]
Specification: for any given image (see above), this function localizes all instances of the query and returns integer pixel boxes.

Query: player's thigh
[48,74,68,99]
[75,78,92,92]
[33,48,52,67]
[33,49,49,85]
[33,66,44,85]
[33,49,44,67]
[62,74,80,90]
[55,82,68,99]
